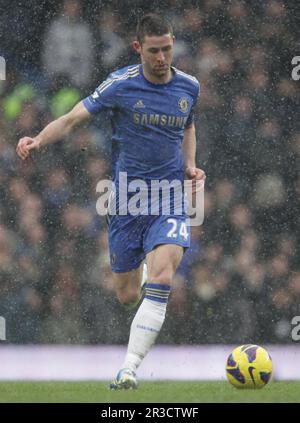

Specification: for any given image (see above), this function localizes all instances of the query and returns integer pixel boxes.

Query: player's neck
[142,66,173,85]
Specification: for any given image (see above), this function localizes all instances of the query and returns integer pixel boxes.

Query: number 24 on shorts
[167,218,189,240]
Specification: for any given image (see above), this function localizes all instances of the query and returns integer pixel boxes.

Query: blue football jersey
[83,64,200,186]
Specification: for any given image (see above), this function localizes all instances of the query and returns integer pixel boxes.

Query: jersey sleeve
[83,75,118,114]
[185,81,200,128]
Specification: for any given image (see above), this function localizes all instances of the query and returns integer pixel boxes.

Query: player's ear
[132,40,142,54]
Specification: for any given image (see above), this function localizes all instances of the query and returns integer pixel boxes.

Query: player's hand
[16,137,41,160]
[185,167,206,193]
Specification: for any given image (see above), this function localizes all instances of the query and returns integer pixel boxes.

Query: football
[226,344,273,389]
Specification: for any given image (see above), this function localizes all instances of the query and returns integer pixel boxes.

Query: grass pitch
[0,381,299,403]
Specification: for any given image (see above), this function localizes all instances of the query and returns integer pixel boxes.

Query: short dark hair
[136,14,173,44]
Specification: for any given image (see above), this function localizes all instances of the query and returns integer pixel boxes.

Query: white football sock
[122,283,171,373]
[141,261,148,288]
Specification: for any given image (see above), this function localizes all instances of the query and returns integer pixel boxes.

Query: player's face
[138,34,174,80]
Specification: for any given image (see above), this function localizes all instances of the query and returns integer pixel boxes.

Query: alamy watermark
[96,172,205,226]
[291,316,300,341]
[292,56,300,81]
[0,316,6,340]
[0,56,6,80]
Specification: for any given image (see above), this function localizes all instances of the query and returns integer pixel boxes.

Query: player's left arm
[182,123,206,183]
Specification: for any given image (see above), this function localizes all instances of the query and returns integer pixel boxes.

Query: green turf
[0,381,299,403]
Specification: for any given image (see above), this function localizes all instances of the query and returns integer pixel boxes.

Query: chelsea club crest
[178,97,189,113]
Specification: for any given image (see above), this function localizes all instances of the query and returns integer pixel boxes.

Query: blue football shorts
[108,214,190,273]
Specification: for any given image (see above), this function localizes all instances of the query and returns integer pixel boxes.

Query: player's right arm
[16,101,91,160]
[17,68,123,160]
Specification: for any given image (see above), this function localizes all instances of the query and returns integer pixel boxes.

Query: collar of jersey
[139,64,177,88]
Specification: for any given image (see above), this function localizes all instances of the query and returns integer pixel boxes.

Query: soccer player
[16,13,205,389]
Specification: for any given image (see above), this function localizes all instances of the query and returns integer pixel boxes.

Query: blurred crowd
[0,0,299,344]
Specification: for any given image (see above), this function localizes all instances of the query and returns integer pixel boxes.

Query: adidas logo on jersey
[134,100,145,108]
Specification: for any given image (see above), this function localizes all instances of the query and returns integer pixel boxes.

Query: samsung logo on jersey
[133,113,188,129]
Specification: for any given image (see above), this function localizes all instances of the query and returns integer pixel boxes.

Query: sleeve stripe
[174,67,199,85]
[97,66,140,95]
